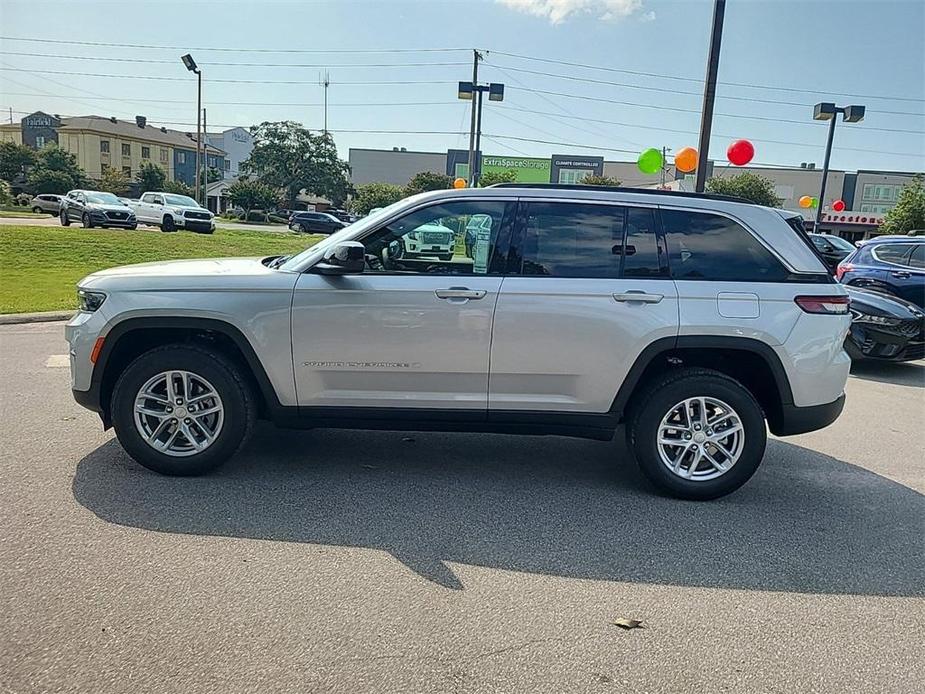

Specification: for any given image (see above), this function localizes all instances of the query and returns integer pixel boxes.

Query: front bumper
[770,393,846,436]
[846,322,925,362]
[180,217,215,232]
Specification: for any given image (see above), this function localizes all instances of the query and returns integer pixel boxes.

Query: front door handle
[891,271,911,279]
[435,287,487,301]
[613,291,664,304]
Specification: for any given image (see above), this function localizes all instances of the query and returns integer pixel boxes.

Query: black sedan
[845,285,925,362]
[809,233,856,272]
[288,211,347,234]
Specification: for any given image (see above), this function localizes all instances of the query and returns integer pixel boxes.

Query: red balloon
[832,199,846,212]
[727,139,755,166]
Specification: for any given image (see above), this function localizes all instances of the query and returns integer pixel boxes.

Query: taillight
[794,295,851,315]
[835,262,853,281]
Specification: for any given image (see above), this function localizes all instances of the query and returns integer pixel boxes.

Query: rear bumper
[770,393,845,436]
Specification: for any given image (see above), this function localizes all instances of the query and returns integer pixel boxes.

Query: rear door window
[907,244,924,269]
[662,209,789,281]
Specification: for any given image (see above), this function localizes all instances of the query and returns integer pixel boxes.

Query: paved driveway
[1,322,923,693]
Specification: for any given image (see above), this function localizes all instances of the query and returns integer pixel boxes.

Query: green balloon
[637,148,663,175]
[811,196,819,208]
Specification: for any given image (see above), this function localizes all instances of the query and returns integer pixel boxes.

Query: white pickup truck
[130,192,216,234]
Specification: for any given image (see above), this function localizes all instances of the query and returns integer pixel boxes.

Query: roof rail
[487,183,751,205]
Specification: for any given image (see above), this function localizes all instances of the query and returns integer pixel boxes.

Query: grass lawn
[0,224,321,314]
[0,210,46,219]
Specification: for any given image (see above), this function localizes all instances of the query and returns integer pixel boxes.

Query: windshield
[86,192,122,205]
[164,194,200,207]
[279,198,410,270]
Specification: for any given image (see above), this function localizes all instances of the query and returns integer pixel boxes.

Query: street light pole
[466,50,482,186]
[694,0,726,192]
[812,102,865,232]
[473,88,484,186]
[458,78,503,187]
[181,54,202,204]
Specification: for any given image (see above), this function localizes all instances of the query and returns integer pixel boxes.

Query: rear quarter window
[662,209,790,282]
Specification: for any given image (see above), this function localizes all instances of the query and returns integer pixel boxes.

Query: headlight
[851,311,901,326]
[77,289,106,313]
[407,231,418,240]
[172,208,185,215]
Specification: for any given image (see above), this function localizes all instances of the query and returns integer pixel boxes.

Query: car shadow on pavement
[72,426,925,595]
[850,360,925,388]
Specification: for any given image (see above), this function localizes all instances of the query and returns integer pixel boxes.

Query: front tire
[161,216,176,232]
[60,210,70,226]
[82,213,93,229]
[111,345,256,476]
[626,368,767,500]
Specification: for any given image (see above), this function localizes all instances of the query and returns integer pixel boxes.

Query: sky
[0,0,923,174]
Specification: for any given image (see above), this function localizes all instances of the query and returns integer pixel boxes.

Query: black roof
[487,183,751,205]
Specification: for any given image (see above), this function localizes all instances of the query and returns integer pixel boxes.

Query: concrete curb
[0,311,73,325]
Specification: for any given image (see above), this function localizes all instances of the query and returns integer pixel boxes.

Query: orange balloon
[799,195,813,208]
[674,146,698,173]
[453,177,467,189]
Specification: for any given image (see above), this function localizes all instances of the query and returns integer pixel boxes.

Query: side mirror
[312,241,365,275]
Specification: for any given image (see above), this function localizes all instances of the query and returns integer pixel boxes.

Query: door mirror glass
[313,241,365,275]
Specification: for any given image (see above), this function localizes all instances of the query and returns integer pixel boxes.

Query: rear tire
[60,210,70,226]
[626,368,767,500]
[32,206,43,214]
[111,345,256,476]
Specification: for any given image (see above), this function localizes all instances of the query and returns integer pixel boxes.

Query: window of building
[122,143,131,156]
[122,166,131,175]
[100,140,110,153]
[177,151,186,164]
[860,203,892,214]
[362,200,510,275]
[101,163,109,173]
[160,148,168,163]
[141,146,150,159]
[224,160,231,171]
[557,169,592,184]
[35,136,45,149]
[520,202,626,279]
[662,209,789,282]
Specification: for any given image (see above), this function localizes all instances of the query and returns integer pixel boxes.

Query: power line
[0,91,457,108]
[0,51,469,69]
[486,49,925,104]
[485,61,925,117]
[498,104,924,158]
[0,66,454,86]
[0,36,469,54]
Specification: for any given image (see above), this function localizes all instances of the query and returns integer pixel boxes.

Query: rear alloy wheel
[32,206,43,214]
[82,213,93,229]
[111,345,255,475]
[627,368,767,500]
[60,210,70,226]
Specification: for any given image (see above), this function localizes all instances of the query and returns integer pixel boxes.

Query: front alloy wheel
[133,370,225,457]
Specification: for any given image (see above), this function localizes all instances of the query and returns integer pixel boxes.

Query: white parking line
[45,354,70,368]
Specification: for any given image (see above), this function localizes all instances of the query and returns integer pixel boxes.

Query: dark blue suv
[837,237,925,308]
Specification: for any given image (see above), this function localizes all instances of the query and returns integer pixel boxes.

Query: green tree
[879,175,925,235]
[226,177,278,217]
[348,182,405,216]
[164,179,195,196]
[242,121,351,208]
[25,144,88,193]
[477,169,517,187]
[405,171,452,196]
[99,167,131,195]
[579,174,623,187]
[0,141,36,183]
[136,162,167,193]
[706,172,782,207]
[0,180,13,206]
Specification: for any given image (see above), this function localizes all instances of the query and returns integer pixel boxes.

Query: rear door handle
[613,291,664,304]
[435,287,487,301]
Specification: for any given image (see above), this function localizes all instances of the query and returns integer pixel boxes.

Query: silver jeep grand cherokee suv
[66,185,851,500]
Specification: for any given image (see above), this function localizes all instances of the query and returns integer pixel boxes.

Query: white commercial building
[206,126,254,178]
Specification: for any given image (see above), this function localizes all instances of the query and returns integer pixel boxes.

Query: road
[1,321,923,694]
[0,214,292,234]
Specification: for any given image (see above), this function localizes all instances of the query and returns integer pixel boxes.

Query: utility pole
[201,107,208,208]
[660,146,667,188]
[320,70,330,135]
[8,107,12,124]
[195,70,202,207]
[473,88,484,186]
[694,0,726,192]
[466,49,482,186]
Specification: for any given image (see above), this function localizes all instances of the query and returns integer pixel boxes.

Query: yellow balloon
[799,195,813,208]
[453,177,467,189]
[674,147,698,173]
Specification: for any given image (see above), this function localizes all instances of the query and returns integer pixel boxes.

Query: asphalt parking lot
[1,321,923,694]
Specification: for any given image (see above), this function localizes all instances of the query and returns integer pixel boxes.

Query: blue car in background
[837,237,925,308]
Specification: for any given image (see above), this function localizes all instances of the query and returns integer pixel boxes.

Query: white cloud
[498,0,652,24]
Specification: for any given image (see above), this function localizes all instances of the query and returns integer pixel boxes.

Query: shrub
[16,193,33,206]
